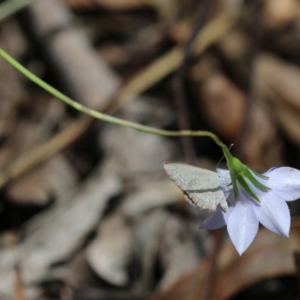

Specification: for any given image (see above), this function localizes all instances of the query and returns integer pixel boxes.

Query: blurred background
[0,0,300,299]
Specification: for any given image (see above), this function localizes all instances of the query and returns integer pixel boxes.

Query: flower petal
[263,167,300,201]
[217,168,229,177]
[227,193,259,255]
[256,193,290,237]
[199,209,227,230]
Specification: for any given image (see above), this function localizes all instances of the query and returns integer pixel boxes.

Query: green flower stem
[0,47,227,148]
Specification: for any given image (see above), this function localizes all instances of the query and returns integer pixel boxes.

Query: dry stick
[172,77,197,163]
[201,228,225,300]
[0,13,236,189]
[0,117,91,187]
[233,2,264,160]
[172,0,215,165]
[13,265,26,300]
[111,13,236,110]
[180,3,226,299]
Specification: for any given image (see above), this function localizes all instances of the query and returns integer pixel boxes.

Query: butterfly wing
[186,177,228,212]
[164,163,228,212]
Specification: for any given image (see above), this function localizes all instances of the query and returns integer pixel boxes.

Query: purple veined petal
[199,209,227,230]
[227,192,259,255]
[255,193,290,237]
[262,167,300,201]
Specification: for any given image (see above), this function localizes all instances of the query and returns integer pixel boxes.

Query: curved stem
[0,48,227,148]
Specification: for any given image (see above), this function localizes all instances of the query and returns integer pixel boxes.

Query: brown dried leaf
[218,30,250,62]
[152,223,300,300]
[157,214,201,292]
[0,21,28,141]
[239,100,283,171]
[133,210,170,292]
[213,223,300,298]
[0,170,122,298]
[55,251,98,288]
[122,180,183,217]
[85,211,134,286]
[7,155,78,205]
[191,59,246,141]
[198,50,288,169]
[255,54,300,147]
[256,55,300,112]
[0,122,45,169]
[264,0,300,28]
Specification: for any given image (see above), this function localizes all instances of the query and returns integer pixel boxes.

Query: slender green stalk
[0,47,227,148]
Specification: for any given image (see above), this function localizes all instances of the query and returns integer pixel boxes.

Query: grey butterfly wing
[164,163,210,188]
[164,163,228,212]
[185,177,228,212]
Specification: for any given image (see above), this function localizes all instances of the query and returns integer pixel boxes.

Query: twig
[201,228,225,300]
[234,1,264,159]
[109,13,236,110]
[0,117,91,188]
[172,0,215,164]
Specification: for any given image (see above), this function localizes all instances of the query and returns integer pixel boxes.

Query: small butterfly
[164,162,228,212]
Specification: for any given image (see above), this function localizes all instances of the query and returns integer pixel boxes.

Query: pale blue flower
[200,167,300,255]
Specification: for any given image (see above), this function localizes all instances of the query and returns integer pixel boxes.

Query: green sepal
[223,147,242,201]
[230,169,238,200]
[222,146,271,203]
[242,167,271,191]
[236,173,261,203]
[250,168,269,180]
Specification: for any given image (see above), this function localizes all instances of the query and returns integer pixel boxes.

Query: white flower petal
[200,209,227,229]
[227,194,259,255]
[201,165,299,255]
[256,193,290,237]
[263,167,300,201]
[217,168,229,177]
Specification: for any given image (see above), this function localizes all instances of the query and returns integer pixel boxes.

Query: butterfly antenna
[217,155,224,169]
[216,144,234,169]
